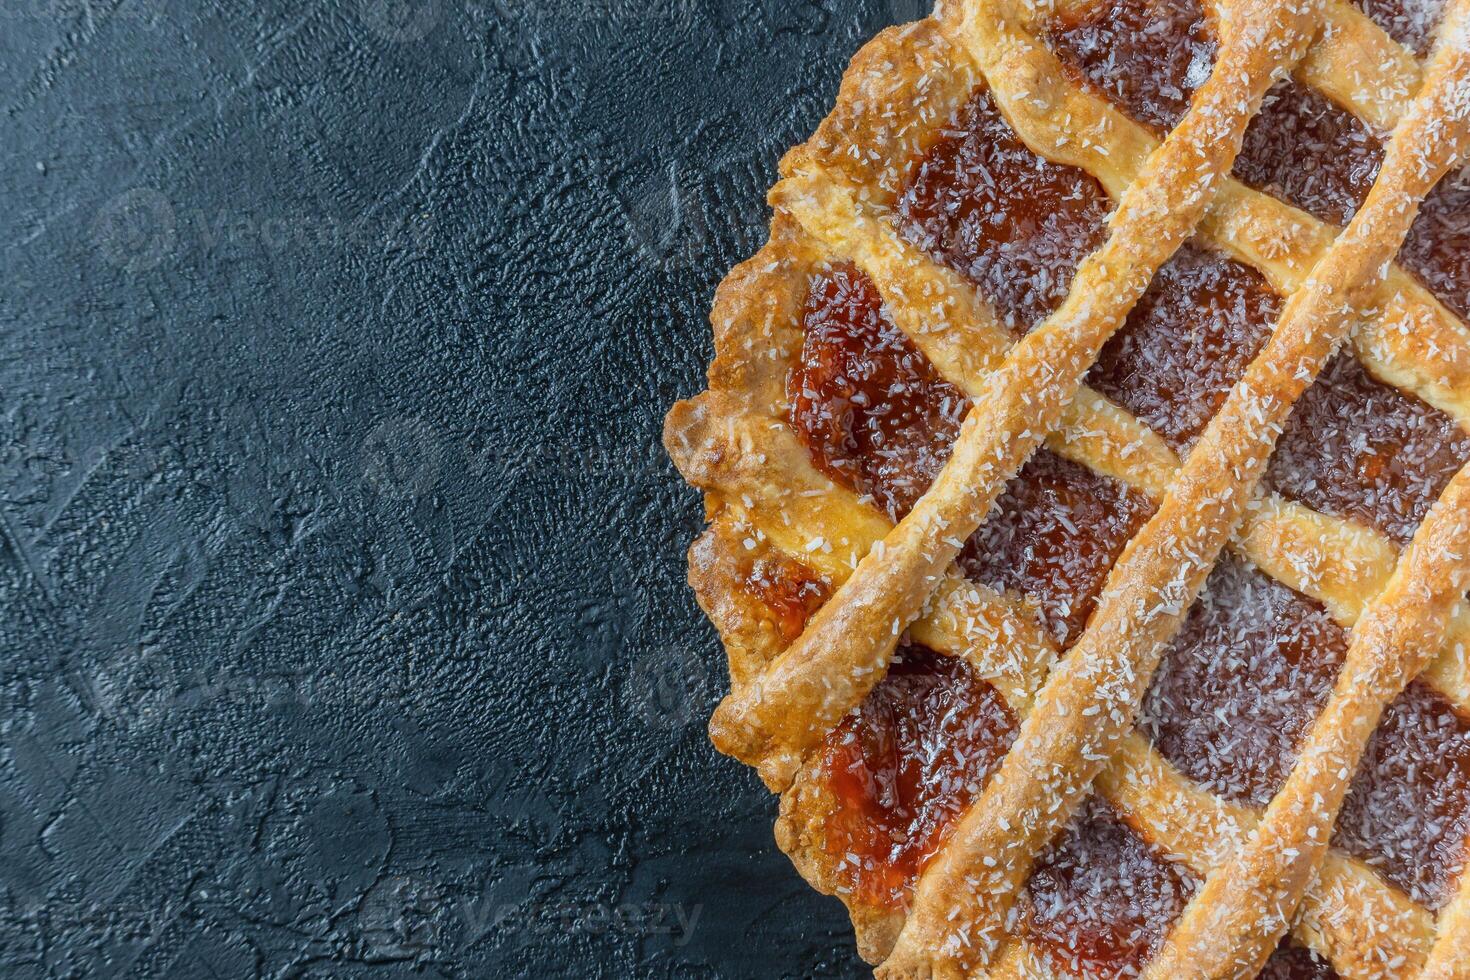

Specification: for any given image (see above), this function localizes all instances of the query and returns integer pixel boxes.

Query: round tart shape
[666,0,1470,974]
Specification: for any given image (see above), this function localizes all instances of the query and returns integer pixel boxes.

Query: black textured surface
[0,1,930,977]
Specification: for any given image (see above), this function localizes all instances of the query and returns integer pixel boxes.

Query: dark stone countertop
[0,0,926,976]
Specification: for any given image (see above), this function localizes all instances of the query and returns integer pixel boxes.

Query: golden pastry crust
[663,0,1470,974]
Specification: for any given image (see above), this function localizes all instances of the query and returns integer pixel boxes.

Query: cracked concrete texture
[0,0,915,976]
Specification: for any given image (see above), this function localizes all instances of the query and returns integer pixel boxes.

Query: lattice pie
[665,0,1470,976]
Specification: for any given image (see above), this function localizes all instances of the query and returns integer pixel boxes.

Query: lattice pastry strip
[663,0,1470,975]
[1425,857,1470,977]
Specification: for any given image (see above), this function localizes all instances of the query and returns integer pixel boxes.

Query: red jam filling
[1024,800,1197,978]
[1351,0,1446,53]
[1334,681,1470,908]
[895,85,1113,333]
[1234,81,1384,227]
[1268,353,1470,544]
[961,451,1156,648]
[788,264,966,522]
[1049,0,1217,133]
[742,555,830,644]
[821,645,1017,908]
[1088,243,1281,451]
[1259,941,1341,980]
[1142,556,1350,805]
[1401,165,1470,322]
